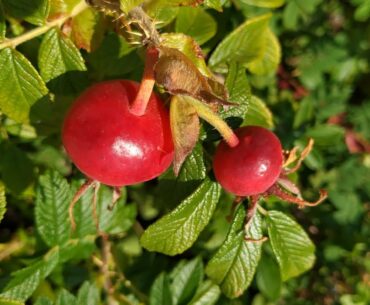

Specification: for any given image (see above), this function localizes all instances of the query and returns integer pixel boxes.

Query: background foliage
[0,0,369,304]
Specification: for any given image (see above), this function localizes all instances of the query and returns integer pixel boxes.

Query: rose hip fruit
[213,126,283,196]
[62,80,174,186]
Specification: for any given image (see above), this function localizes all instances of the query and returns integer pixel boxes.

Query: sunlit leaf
[188,280,221,305]
[35,170,72,247]
[248,28,281,75]
[243,95,274,128]
[241,0,285,8]
[0,248,59,302]
[150,273,173,305]
[175,7,217,45]
[71,7,104,52]
[171,258,203,305]
[206,206,263,298]
[209,13,271,71]
[267,211,316,281]
[0,48,48,123]
[141,179,221,255]
[38,28,87,94]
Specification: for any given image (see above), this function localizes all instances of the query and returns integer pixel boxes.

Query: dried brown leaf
[155,47,230,108]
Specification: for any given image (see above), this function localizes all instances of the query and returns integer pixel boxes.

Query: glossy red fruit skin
[62,80,174,186]
[213,126,283,196]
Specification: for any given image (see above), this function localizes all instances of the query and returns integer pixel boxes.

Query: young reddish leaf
[170,95,200,176]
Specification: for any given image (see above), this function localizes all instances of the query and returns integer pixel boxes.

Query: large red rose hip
[62,80,174,186]
[213,126,283,196]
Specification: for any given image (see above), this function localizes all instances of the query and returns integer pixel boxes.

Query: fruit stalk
[186,96,240,147]
[130,47,159,116]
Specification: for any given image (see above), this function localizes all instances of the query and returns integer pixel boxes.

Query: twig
[0,0,88,50]
[101,234,115,305]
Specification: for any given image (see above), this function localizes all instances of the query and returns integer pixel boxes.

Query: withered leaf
[170,95,200,176]
[155,47,231,109]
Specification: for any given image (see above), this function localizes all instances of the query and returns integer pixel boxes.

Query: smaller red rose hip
[213,126,283,196]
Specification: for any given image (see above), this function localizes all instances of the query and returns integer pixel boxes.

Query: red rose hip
[213,126,283,196]
[62,80,174,186]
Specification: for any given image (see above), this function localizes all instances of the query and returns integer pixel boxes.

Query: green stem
[184,96,240,147]
[257,204,268,216]
[0,1,88,50]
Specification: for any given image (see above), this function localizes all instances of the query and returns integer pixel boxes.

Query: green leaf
[266,210,316,281]
[353,0,370,21]
[55,290,77,305]
[209,13,271,71]
[96,185,135,235]
[38,28,87,94]
[71,7,104,52]
[156,143,206,210]
[0,248,59,302]
[150,273,173,305]
[0,182,6,223]
[330,191,364,225]
[145,0,204,10]
[0,298,24,305]
[35,170,72,247]
[305,124,345,147]
[161,33,212,77]
[177,143,207,182]
[0,142,35,194]
[171,258,203,305]
[119,0,144,14]
[59,237,96,262]
[77,282,99,305]
[188,281,221,305]
[283,0,322,29]
[241,0,285,8]
[70,182,96,239]
[0,48,48,123]
[69,183,133,238]
[248,28,281,75]
[141,179,221,255]
[175,7,217,45]
[221,62,251,124]
[205,206,263,298]
[0,0,6,41]
[204,0,223,11]
[88,32,137,81]
[243,95,273,128]
[2,0,50,25]
[34,297,53,305]
[256,255,281,301]
[49,0,79,20]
